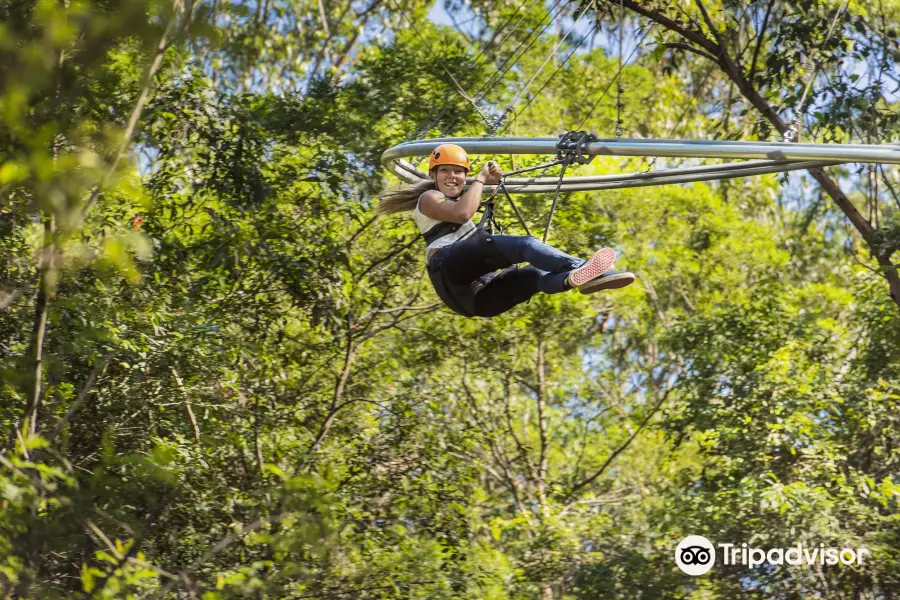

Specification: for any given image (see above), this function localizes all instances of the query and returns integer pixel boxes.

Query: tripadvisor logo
[674,536,869,576]
[675,536,716,576]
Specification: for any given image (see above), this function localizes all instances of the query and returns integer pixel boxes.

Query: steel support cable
[387,0,498,132]
[500,19,599,135]
[425,0,569,140]
[464,0,597,137]
[475,0,549,85]
[407,0,540,140]
[506,0,599,110]
[498,184,533,234]
[442,0,574,136]
[436,0,572,138]
[784,0,851,142]
[484,177,534,235]
[574,22,655,131]
[460,0,565,133]
[470,0,571,103]
[488,157,571,235]
[543,159,570,242]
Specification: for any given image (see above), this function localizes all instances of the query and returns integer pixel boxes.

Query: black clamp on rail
[556,130,599,165]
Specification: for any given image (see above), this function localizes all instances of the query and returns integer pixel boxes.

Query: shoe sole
[579,271,636,295]
[569,248,616,288]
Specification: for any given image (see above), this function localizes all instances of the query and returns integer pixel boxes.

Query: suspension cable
[500,20,599,135]
[471,0,551,98]
[442,0,573,136]
[412,0,568,141]
[402,0,540,141]
[614,0,625,138]
[507,0,599,110]
[783,0,850,142]
[543,160,570,242]
[484,157,573,237]
[471,0,571,103]
[574,22,655,131]
[388,0,496,131]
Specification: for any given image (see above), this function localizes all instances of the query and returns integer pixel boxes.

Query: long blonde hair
[377,179,436,216]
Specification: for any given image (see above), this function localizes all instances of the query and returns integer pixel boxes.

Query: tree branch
[317,0,331,37]
[535,340,550,518]
[81,0,189,218]
[331,1,382,72]
[0,271,39,312]
[302,328,355,458]
[565,386,673,501]
[171,367,201,443]
[155,515,286,599]
[606,0,718,56]
[47,355,112,443]
[24,215,55,434]
[354,235,418,282]
[748,0,775,82]
[663,42,720,64]
[617,0,900,309]
[502,376,537,482]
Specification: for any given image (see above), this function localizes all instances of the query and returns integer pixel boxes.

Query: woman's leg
[437,229,507,286]
[488,235,583,275]
[472,267,552,317]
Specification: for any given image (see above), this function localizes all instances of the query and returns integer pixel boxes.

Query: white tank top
[412,192,476,257]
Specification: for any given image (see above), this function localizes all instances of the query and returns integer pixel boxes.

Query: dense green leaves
[2,0,900,598]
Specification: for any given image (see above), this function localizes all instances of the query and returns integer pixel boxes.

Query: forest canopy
[1,0,899,598]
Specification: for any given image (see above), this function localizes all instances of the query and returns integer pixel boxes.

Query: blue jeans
[427,229,585,317]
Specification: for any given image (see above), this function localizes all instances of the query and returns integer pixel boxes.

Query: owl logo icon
[675,535,715,575]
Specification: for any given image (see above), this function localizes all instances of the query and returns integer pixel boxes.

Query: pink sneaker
[567,248,616,288]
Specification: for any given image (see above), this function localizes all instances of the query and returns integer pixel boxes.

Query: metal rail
[387,156,843,193]
[382,136,900,194]
[384,137,900,163]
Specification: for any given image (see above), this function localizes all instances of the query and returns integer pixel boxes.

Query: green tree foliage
[1,0,900,598]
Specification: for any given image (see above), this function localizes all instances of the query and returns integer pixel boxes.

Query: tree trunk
[25,214,55,434]
[605,0,900,311]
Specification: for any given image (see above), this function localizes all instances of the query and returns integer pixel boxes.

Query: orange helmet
[428,143,469,173]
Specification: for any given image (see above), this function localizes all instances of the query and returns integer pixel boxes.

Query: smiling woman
[378,143,634,318]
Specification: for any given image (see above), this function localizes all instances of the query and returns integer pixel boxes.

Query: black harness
[420,197,498,246]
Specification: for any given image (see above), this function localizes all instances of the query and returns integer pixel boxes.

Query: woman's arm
[420,162,501,223]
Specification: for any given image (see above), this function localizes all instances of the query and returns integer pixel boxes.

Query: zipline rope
[506,0,599,110]
[499,19,599,136]
[443,0,574,136]
[615,0,625,138]
[783,0,851,142]
[574,22,655,131]
[408,0,544,140]
[388,0,496,131]
[475,0,571,99]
